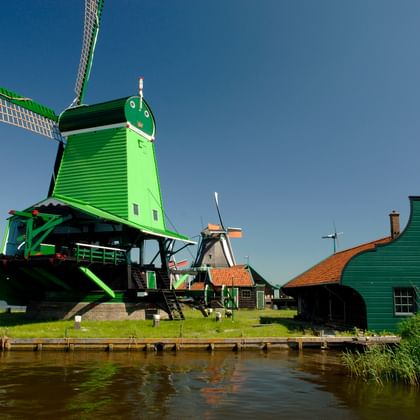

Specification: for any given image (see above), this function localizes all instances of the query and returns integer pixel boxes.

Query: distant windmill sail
[168,259,189,269]
[214,191,226,230]
[228,227,242,238]
[207,223,223,232]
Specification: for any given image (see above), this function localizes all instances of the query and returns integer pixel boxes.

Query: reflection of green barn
[283,197,420,332]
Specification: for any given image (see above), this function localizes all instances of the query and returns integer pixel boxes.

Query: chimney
[389,210,400,239]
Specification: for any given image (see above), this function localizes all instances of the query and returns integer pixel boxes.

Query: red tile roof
[283,237,392,289]
[210,265,254,287]
[190,282,206,291]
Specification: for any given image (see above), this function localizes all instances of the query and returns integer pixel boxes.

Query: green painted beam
[78,266,115,298]
[0,87,58,121]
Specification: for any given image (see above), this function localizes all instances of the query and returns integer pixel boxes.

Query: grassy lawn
[0,308,312,339]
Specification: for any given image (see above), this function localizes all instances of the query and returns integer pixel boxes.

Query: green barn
[283,197,420,332]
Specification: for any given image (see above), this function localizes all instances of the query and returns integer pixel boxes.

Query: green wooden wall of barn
[341,196,420,332]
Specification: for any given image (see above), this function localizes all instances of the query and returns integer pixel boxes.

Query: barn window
[241,289,251,299]
[133,203,139,216]
[153,210,159,221]
[394,288,416,315]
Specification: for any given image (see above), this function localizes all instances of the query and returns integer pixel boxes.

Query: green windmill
[0,0,192,320]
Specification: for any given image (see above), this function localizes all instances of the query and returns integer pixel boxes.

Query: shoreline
[0,335,400,352]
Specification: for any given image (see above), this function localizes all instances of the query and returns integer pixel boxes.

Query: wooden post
[298,339,303,351]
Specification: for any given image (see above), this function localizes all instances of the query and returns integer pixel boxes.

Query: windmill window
[153,210,159,221]
[133,203,139,216]
[394,288,416,315]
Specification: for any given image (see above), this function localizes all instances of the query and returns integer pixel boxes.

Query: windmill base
[25,301,168,321]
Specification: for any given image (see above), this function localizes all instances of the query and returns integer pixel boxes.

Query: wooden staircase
[160,290,184,320]
[131,266,147,289]
[157,269,171,289]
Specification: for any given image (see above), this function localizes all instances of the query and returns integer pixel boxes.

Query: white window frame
[394,287,416,316]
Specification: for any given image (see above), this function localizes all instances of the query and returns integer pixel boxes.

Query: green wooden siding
[53,128,129,219]
[342,196,420,332]
[53,125,169,235]
[126,130,165,231]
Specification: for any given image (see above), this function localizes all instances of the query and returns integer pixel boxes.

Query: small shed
[190,265,273,309]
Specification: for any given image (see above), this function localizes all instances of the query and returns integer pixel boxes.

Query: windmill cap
[59,96,155,139]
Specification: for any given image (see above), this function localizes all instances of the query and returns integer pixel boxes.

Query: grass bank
[0,308,309,339]
[342,314,420,386]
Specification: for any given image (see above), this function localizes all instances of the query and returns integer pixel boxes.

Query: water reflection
[0,350,419,419]
[66,361,118,417]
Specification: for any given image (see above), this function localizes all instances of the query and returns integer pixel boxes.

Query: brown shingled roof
[283,237,392,289]
[210,265,254,287]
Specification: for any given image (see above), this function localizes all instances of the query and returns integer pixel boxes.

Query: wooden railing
[75,243,127,264]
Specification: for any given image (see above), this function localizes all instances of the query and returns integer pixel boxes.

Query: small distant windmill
[193,192,242,268]
[322,223,343,254]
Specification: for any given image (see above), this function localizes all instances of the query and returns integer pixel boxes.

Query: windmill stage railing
[75,243,127,264]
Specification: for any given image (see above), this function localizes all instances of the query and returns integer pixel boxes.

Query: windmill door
[146,271,157,289]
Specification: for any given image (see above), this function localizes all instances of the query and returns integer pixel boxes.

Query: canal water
[0,350,419,419]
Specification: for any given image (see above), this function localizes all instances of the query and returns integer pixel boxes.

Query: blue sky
[2,0,420,285]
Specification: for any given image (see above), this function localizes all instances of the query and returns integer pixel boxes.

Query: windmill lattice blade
[0,90,63,141]
[74,0,105,106]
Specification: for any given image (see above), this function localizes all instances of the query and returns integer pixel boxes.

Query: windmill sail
[0,87,62,141]
[214,191,225,229]
[73,0,105,106]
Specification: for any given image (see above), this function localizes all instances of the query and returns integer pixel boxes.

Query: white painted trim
[140,228,196,244]
[75,242,125,252]
[61,123,126,137]
[1,224,9,255]
[61,122,155,142]
[126,122,155,141]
